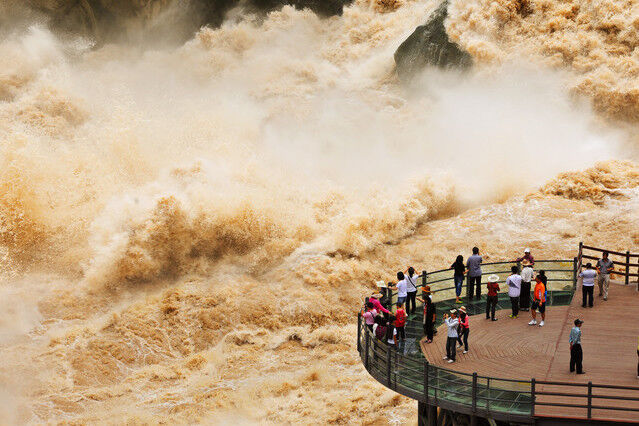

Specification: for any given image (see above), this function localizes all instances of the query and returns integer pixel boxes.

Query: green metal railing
[357,246,639,423]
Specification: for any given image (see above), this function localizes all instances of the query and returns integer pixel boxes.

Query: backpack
[395,309,406,327]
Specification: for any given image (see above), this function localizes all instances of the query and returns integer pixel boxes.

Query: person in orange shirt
[528,275,546,327]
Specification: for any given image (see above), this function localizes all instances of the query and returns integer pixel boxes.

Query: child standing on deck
[528,275,546,327]
[395,302,406,341]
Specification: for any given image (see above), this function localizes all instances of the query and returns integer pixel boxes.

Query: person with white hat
[369,282,391,316]
[516,248,535,266]
[456,306,470,354]
[520,259,534,312]
[485,274,500,321]
[443,309,459,363]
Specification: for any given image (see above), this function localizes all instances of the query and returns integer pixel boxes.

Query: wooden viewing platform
[358,244,639,425]
[420,280,639,422]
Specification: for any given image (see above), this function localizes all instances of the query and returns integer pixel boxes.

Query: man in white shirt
[390,272,408,306]
[506,265,522,318]
[443,310,459,363]
[520,259,534,312]
[579,263,597,308]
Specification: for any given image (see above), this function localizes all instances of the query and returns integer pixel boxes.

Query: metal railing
[579,242,639,290]
[358,245,639,423]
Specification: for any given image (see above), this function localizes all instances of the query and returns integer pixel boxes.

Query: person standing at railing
[362,302,377,332]
[369,288,391,316]
[506,265,522,318]
[515,248,535,266]
[528,275,546,327]
[417,286,436,343]
[443,310,459,363]
[389,272,408,307]
[579,263,596,308]
[596,251,614,301]
[485,274,500,321]
[520,259,534,312]
[451,255,465,304]
[466,247,483,300]
[569,319,585,374]
[405,267,420,315]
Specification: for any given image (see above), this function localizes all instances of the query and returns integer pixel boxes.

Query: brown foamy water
[1,0,639,424]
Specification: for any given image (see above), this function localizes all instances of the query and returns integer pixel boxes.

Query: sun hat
[574,318,584,325]
[422,285,431,293]
[522,259,532,267]
[524,248,531,253]
[449,309,457,314]
[371,293,382,299]
[459,306,466,312]
[488,274,499,282]
[376,280,386,288]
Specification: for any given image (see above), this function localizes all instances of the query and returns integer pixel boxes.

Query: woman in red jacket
[456,306,470,354]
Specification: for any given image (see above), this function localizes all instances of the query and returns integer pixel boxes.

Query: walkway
[420,281,639,422]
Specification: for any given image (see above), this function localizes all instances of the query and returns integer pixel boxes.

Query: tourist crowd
[362,248,626,374]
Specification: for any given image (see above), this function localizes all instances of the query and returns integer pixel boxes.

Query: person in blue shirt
[569,319,585,374]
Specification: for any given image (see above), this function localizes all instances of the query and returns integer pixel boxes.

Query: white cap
[524,248,531,253]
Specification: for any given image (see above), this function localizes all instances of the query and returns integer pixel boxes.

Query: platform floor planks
[420,281,639,422]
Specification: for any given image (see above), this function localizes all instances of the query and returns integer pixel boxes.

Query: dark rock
[15,0,354,43]
[394,0,472,81]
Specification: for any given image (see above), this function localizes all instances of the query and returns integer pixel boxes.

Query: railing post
[530,378,536,417]
[472,372,477,414]
[572,257,578,291]
[626,251,630,285]
[588,382,592,419]
[357,312,362,353]
[424,361,429,404]
[364,328,370,369]
[386,345,392,387]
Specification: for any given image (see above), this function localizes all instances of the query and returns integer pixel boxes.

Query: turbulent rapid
[1,0,639,424]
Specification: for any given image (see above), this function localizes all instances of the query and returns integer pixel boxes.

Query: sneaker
[603,298,607,301]
[491,318,498,321]
[447,359,455,363]
[456,300,463,304]
[577,371,586,374]
[508,314,517,318]
[463,350,468,354]
[457,344,463,349]
[485,317,490,320]
[528,320,537,326]
[539,321,545,327]
[443,356,448,360]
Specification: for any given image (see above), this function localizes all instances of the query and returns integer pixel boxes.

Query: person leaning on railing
[466,247,483,300]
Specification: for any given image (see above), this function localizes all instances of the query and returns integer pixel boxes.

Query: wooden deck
[420,281,639,422]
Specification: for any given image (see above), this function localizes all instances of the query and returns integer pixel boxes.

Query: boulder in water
[394,0,472,81]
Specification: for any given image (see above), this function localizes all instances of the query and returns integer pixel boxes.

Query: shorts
[397,296,407,305]
[531,300,546,313]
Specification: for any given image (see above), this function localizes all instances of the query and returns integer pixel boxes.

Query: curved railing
[357,248,639,423]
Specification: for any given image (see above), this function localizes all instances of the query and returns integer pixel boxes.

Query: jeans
[406,291,417,315]
[446,336,457,361]
[468,276,482,299]
[486,295,498,319]
[582,285,594,307]
[520,281,531,309]
[456,328,469,351]
[597,274,610,298]
[454,275,464,297]
[510,296,519,316]
[570,344,583,373]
